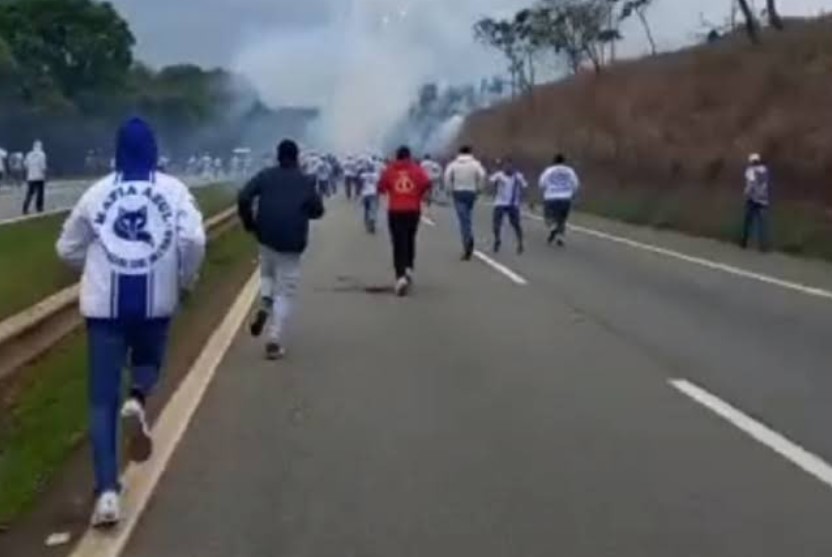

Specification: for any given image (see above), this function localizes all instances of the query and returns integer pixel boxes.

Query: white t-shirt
[25,149,48,182]
[539,164,580,201]
[421,160,443,183]
[360,166,382,197]
[490,171,527,207]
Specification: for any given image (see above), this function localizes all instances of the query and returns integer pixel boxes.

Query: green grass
[577,186,832,261]
[0,226,255,526]
[0,183,237,322]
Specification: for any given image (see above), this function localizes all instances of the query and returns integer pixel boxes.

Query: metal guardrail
[0,206,238,382]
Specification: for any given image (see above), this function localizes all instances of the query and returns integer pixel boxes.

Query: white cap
[749,153,762,164]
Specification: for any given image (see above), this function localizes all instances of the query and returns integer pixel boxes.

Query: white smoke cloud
[232,0,527,153]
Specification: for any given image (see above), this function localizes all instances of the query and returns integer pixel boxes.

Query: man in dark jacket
[238,139,324,360]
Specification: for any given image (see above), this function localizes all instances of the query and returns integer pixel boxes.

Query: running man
[379,146,432,297]
[56,117,206,528]
[421,154,444,206]
[539,154,580,246]
[359,158,382,234]
[445,145,486,260]
[490,159,527,254]
[239,140,325,360]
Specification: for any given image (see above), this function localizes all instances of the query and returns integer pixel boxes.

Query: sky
[109,0,832,151]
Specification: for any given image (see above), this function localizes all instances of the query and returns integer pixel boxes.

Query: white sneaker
[91,491,121,529]
[121,398,153,463]
[405,268,415,285]
[395,277,410,297]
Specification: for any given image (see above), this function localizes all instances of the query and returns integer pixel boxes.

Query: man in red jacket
[379,146,432,297]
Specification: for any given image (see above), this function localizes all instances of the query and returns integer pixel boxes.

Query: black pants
[741,200,770,251]
[23,180,45,214]
[544,199,572,234]
[388,211,421,279]
[493,206,523,245]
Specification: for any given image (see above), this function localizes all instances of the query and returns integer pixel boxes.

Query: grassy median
[0,225,256,527]
[0,183,237,322]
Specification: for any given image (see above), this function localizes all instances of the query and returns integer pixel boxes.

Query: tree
[736,0,760,44]
[766,0,784,30]
[533,0,620,74]
[474,16,526,96]
[620,0,657,55]
[0,0,135,102]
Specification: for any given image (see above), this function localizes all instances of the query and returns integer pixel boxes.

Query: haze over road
[107,199,832,557]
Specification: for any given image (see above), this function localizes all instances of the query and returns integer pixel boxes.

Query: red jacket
[379,160,432,213]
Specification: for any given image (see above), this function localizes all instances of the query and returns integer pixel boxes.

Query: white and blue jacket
[56,172,206,320]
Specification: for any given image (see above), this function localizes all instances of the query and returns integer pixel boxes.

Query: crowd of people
[49,113,773,528]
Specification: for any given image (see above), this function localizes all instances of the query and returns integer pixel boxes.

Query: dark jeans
[544,199,572,234]
[453,191,477,252]
[741,200,770,251]
[87,318,170,495]
[362,195,378,233]
[23,180,45,214]
[388,211,421,279]
[493,206,523,246]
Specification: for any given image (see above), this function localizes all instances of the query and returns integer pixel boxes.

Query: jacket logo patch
[394,173,415,194]
[113,206,155,247]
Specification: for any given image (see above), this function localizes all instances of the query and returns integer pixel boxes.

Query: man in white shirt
[444,145,487,260]
[741,152,771,251]
[359,159,382,234]
[56,118,206,528]
[490,159,527,254]
[421,154,444,205]
[539,153,580,246]
[0,147,7,187]
[23,140,48,214]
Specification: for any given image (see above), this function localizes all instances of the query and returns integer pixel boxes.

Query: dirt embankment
[458,17,832,259]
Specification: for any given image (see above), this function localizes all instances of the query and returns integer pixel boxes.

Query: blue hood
[115,117,158,182]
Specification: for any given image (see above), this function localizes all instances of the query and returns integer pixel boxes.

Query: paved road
[0,181,88,222]
[0,177,230,224]
[122,200,832,556]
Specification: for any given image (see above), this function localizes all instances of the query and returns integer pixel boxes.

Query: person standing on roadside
[239,140,325,360]
[56,117,206,528]
[379,146,432,297]
[490,159,527,254]
[539,153,580,247]
[741,153,771,252]
[445,145,486,260]
[23,140,48,214]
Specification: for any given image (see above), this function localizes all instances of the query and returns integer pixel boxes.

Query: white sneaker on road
[122,398,153,463]
[395,277,410,297]
[91,491,121,529]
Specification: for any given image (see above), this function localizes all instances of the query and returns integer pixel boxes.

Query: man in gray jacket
[238,140,325,360]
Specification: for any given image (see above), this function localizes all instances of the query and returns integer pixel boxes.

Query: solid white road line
[0,207,71,226]
[524,212,832,301]
[69,272,260,557]
[473,251,529,286]
[670,379,832,490]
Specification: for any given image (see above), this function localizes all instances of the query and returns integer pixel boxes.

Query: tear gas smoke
[232,0,527,154]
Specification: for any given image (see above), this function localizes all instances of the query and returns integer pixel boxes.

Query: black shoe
[250,309,269,337]
[517,243,525,255]
[493,240,501,253]
[556,236,565,247]
[266,342,286,361]
[547,229,558,245]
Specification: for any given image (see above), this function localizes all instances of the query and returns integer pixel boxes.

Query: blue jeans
[87,318,170,495]
[453,191,477,251]
[741,200,770,251]
[362,195,378,233]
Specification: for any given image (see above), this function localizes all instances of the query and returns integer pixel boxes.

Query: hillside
[458,16,832,259]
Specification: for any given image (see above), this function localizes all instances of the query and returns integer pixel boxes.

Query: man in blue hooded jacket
[56,117,206,528]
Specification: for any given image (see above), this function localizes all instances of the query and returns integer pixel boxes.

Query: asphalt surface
[122,199,832,557]
[0,181,88,222]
